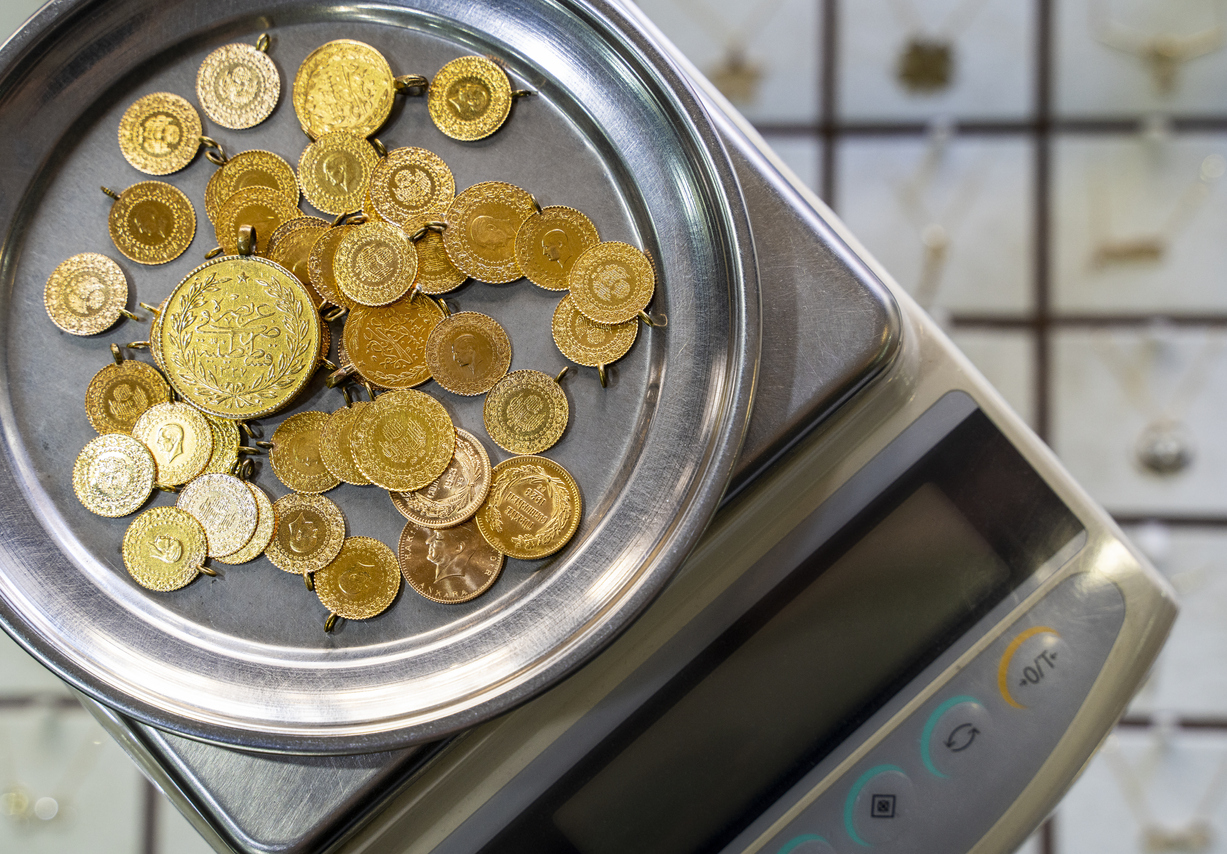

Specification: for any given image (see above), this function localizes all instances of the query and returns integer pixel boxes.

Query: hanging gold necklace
[670,0,793,104]
[1091,0,1226,94]
[884,0,994,92]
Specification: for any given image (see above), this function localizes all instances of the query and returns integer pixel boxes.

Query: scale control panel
[756,571,1126,854]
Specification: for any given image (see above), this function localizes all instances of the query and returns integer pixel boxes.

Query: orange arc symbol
[998,625,1059,710]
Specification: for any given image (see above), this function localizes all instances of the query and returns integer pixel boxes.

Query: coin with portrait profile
[205,150,299,225]
[568,241,655,325]
[398,518,503,604]
[122,506,209,592]
[482,370,569,455]
[342,298,445,389]
[390,428,491,529]
[85,359,171,435]
[176,472,259,558]
[424,311,511,396]
[292,40,395,140]
[428,56,513,142]
[214,186,302,256]
[515,206,599,291]
[269,410,341,494]
[443,181,536,283]
[131,402,214,488]
[333,221,417,307]
[551,294,638,368]
[319,402,372,486]
[214,483,278,566]
[476,455,581,560]
[44,253,129,336]
[368,147,456,228]
[264,492,346,575]
[108,181,196,265]
[298,131,380,216]
[351,388,455,492]
[118,92,203,175]
[315,536,401,621]
[196,41,280,130]
[72,434,155,518]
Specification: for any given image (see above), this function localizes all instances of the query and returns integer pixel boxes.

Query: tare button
[998,626,1071,710]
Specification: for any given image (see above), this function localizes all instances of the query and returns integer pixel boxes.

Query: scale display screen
[480,406,1083,854]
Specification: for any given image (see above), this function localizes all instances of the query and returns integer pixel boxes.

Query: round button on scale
[998,626,1071,710]
[921,696,990,778]
[845,765,915,846]
[776,834,837,854]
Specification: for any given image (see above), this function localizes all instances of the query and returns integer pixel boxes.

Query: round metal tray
[0,0,758,753]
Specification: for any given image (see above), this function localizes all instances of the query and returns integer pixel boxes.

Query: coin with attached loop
[177,473,259,558]
[73,434,155,518]
[215,483,278,566]
[122,506,209,592]
[320,402,372,486]
[85,359,171,435]
[568,241,656,325]
[293,40,395,140]
[298,131,380,216]
[551,294,637,368]
[368,147,456,229]
[108,181,196,265]
[390,428,491,528]
[196,40,280,130]
[475,455,582,560]
[264,492,346,575]
[515,206,599,292]
[44,253,129,336]
[443,181,536,283]
[315,536,401,623]
[342,299,445,389]
[428,56,513,142]
[214,186,302,256]
[399,518,503,604]
[205,150,300,225]
[482,369,569,455]
[132,402,214,488]
[334,221,417,307]
[425,311,512,396]
[352,388,455,492]
[118,92,203,175]
[269,410,341,494]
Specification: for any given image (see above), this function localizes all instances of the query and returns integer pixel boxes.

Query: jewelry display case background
[1,1,1222,853]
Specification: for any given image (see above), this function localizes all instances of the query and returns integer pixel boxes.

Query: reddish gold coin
[475,455,582,560]
[398,518,503,603]
[342,298,445,389]
[443,181,536,283]
[424,311,511,396]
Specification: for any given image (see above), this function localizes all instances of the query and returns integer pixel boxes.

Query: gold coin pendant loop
[45,253,130,336]
[214,186,302,256]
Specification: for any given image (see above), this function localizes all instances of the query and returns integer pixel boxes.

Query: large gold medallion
[368,147,456,228]
[131,402,214,488]
[307,225,359,310]
[483,370,569,455]
[205,150,299,225]
[292,40,395,140]
[201,415,241,475]
[351,389,455,492]
[85,359,171,435]
[551,294,638,367]
[568,241,656,324]
[122,506,209,591]
[515,206,600,291]
[443,181,536,283]
[342,299,445,389]
[45,253,129,336]
[398,518,503,604]
[476,456,582,560]
[108,181,196,265]
[390,428,491,528]
[333,221,417,306]
[298,131,380,215]
[314,537,401,621]
[414,226,468,294]
[319,402,372,486]
[118,92,203,175]
[269,410,341,494]
[214,186,302,256]
[176,473,259,558]
[72,434,155,518]
[159,256,321,419]
[427,56,513,142]
[215,483,278,565]
[264,492,346,575]
[424,311,512,396]
[196,42,280,130]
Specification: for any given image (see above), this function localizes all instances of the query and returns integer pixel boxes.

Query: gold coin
[568,241,656,324]
[334,221,417,306]
[551,294,637,367]
[148,298,169,372]
[118,92,203,176]
[196,42,280,130]
[398,518,502,604]
[122,506,208,591]
[515,206,600,291]
[132,402,214,488]
[268,217,330,306]
[443,182,536,283]
[72,434,155,518]
[205,150,300,226]
[318,315,333,365]
[368,147,455,228]
[482,370,569,455]
[475,456,582,560]
[298,131,380,216]
[202,415,241,475]
[307,225,358,310]
[177,473,259,557]
[264,492,346,574]
[44,253,129,336]
[108,181,196,265]
[159,255,321,419]
[351,389,455,492]
[390,428,491,528]
[319,402,372,486]
[292,40,394,140]
[425,311,511,396]
[315,537,401,620]
[427,56,513,142]
[342,298,444,389]
[215,482,278,565]
[214,186,302,256]
[414,226,468,295]
[85,359,171,435]
[270,410,340,493]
